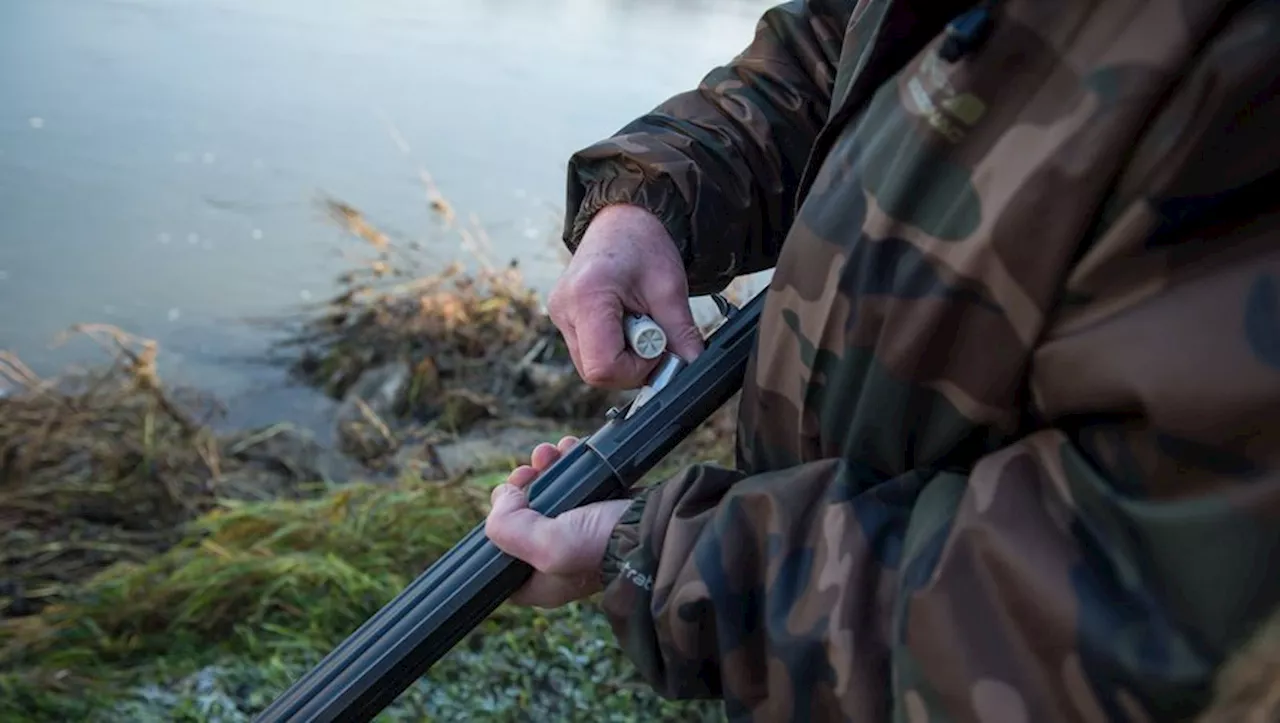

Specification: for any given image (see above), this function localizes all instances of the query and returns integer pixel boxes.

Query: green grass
[0,212,738,721]
[0,471,725,722]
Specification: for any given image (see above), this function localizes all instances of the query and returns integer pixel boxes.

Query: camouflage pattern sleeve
[562,1,854,295]
[598,457,918,718]
[598,188,1280,721]
[597,1,1280,720]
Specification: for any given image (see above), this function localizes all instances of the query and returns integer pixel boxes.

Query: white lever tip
[624,313,667,360]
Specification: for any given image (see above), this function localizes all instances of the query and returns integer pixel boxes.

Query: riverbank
[6,193,1280,722]
[0,199,739,722]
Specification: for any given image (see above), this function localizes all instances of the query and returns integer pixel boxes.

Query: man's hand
[484,436,630,608]
[548,204,705,389]
[486,205,697,607]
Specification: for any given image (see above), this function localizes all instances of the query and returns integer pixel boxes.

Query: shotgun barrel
[254,290,764,722]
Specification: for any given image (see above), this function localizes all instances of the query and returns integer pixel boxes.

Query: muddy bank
[0,195,736,722]
[0,196,733,623]
[265,198,739,480]
[0,327,363,621]
[269,200,631,471]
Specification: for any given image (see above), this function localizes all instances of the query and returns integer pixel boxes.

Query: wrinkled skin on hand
[487,202,709,609]
[546,204,705,390]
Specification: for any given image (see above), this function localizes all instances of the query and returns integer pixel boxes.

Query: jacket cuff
[599,485,654,589]
[563,159,694,266]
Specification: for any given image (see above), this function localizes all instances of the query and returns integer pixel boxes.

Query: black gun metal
[254,289,763,723]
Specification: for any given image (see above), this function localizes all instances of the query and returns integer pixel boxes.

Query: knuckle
[483,514,507,545]
[528,544,561,574]
[562,271,594,296]
[574,268,621,301]
[546,288,569,318]
[676,324,704,347]
[648,271,687,301]
[581,364,615,387]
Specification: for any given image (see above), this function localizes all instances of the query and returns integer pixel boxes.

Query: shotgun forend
[254,289,764,723]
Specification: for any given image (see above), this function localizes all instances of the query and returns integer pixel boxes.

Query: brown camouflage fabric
[562,1,1280,721]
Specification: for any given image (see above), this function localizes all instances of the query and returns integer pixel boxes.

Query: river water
[0,0,775,431]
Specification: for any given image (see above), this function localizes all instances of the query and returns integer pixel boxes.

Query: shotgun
[254,288,763,722]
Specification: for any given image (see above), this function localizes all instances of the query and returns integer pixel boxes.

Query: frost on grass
[104,604,721,723]
[1,193,733,722]
[1,458,722,722]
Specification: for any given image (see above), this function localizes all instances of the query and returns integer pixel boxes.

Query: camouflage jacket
[562,1,1280,721]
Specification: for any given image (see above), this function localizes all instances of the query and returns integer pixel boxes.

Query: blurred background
[0,0,776,432]
[1,5,778,718]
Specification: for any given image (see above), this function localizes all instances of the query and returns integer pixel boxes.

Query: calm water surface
[0,0,775,430]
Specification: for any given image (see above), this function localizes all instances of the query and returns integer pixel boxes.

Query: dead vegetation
[267,198,624,472]
[0,170,740,720]
[5,173,1276,721]
[0,180,732,628]
[0,328,359,624]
